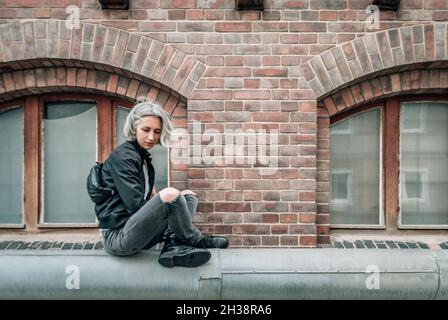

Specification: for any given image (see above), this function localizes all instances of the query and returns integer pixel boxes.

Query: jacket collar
[130,139,152,163]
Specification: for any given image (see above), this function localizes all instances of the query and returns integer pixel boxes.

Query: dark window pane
[330,108,381,226]
[0,107,23,224]
[43,102,96,224]
[400,102,448,226]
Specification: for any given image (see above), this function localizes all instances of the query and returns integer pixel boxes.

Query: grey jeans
[102,193,203,256]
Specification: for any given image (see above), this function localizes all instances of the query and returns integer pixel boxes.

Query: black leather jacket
[95,140,155,229]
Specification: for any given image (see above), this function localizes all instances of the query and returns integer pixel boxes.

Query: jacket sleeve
[108,153,147,214]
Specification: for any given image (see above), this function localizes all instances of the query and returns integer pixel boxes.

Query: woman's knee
[159,187,181,203]
[181,190,197,197]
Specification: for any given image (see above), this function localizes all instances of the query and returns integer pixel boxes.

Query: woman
[96,100,229,268]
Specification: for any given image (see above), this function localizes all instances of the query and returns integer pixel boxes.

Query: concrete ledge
[1,249,447,299]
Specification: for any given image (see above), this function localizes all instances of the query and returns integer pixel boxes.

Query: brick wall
[0,0,446,247]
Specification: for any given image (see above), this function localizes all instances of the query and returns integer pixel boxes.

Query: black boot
[158,233,211,268]
[193,236,229,249]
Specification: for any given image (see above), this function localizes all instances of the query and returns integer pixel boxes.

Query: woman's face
[135,116,162,150]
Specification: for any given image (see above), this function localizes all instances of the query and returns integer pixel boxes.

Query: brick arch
[0,67,187,116]
[0,20,206,101]
[321,68,448,116]
[300,23,448,107]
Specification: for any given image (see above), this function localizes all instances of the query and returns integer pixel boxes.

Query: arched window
[0,94,168,230]
[330,97,448,230]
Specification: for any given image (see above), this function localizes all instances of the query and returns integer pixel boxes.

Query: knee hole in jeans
[159,187,181,203]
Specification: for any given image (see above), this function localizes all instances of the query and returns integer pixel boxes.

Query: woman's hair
[123,97,173,147]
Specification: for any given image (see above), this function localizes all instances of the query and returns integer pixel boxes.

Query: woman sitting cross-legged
[95,100,229,268]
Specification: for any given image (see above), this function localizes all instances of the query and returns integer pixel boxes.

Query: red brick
[186,10,204,20]
[320,11,338,21]
[189,180,212,189]
[261,236,280,246]
[262,214,279,223]
[254,68,288,77]
[244,192,262,201]
[234,90,270,100]
[160,0,196,8]
[242,11,261,20]
[299,213,317,223]
[187,168,205,179]
[206,79,224,88]
[281,34,298,44]
[244,79,260,89]
[5,0,42,7]
[206,11,224,20]
[234,224,270,234]
[197,202,214,213]
[215,202,251,212]
[168,9,185,20]
[138,22,176,32]
[206,56,224,66]
[225,56,243,66]
[300,236,317,246]
[173,57,196,90]
[216,22,251,32]
[299,34,317,44]
[223,191,242,201]
[253,22,288,32]
[262,56,281,66]
[242,214,261,224]
[317,226,330,235]
[215,225,233,234]
[280,236,298,246]
[280,214,298,223]
[425,24,435,61]
[23,69,35,88]
[242,236,261,246]
[285,1,308,9]
[290,22,326,32]
[252,112,289,122]
[271,225,288,234]
[214,67,251,77]
[299,191,316,201]
[425,0,448,9]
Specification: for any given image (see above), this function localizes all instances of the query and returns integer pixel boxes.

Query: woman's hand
[151,186,157,198]
[180,190,197,197]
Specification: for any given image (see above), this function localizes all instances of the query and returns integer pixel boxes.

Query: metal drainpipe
[0,249,447,299]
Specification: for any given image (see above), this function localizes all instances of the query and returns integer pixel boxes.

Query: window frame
[0,94,133,231]
[0,102,25,229]
[330,95,448,231]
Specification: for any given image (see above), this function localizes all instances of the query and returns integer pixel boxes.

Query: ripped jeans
[102,193,203,256]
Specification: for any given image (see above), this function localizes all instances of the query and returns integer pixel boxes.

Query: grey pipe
[0,249,447,299]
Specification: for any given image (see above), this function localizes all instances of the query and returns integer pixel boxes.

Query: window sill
[0,228,101,244]
[331,229,448,249]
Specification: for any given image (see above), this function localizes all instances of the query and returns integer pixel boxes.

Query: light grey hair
[123,98,173,147]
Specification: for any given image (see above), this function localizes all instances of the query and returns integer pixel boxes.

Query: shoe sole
[159,249,211,268]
